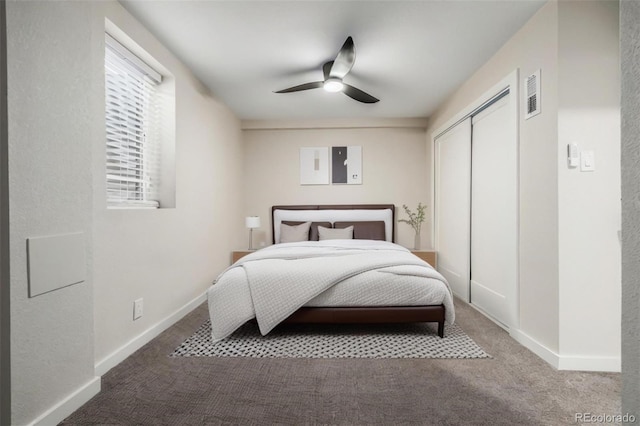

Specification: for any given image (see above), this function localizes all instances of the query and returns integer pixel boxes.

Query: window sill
[107,201,159,210]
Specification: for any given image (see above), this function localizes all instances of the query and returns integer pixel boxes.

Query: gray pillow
[282,221,332,241]
[334,221,386,240]
[318,225,354,241]
[280,221,312,243]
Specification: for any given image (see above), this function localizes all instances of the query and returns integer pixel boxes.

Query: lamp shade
[245,216,261,229]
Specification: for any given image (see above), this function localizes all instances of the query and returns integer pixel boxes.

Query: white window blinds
[105,33,162,208]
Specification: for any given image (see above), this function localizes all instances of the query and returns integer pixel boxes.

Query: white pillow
[280,221,311,243]
[318,225,354,241]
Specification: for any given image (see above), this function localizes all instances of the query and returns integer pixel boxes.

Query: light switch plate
[580,151,595,172]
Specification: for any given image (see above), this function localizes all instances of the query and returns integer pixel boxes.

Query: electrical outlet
[133,298,143,320]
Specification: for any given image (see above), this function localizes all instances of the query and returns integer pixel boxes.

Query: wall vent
[525,69,541,120]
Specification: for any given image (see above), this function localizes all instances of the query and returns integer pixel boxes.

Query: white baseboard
[95,291,207,376]
[557,355,621,372]
[30,376,100,426]
[510,328,621,372]
[509,328,560,369]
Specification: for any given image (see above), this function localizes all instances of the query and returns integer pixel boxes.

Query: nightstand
[411,250,437,268]
[231,250,254,264]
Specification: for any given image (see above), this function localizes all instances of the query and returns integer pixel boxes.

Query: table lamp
[245,216,261,250]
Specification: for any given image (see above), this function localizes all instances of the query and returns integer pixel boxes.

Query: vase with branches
[399,203,426,250]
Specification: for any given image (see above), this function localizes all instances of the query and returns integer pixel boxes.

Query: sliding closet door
[470,94,517,327]
[434,118,471,301]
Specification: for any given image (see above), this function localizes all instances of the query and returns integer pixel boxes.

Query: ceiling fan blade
[343,84,379,104]
[274,81,323,93]
[323,61,333,81]
[329,36,355,79]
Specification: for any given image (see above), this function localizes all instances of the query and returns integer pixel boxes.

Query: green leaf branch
[398,203,427,235]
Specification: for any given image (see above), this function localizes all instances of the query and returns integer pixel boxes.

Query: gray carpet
[61,298,621,425]
[170,320,491,359]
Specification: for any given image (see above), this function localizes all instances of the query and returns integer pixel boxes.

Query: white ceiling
[120,0,545,120]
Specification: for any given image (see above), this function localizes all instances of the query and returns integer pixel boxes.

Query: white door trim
[434,118,472,301]
[431,69,520,330]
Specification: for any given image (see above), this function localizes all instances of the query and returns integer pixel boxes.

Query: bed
[207,204,454,341]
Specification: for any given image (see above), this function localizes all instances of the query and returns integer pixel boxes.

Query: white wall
[242,119,429,249]
[557,0,620,369]
[426,2,561,354]
[425,1,621,370]
[6,2,98,424]
[621,0,640,417]
[93,2,244,367]
[5,1,244,424]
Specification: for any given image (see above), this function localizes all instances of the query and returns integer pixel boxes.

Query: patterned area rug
[170,320,491,359]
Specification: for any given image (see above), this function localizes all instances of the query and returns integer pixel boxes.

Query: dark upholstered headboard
[271,204,396,244]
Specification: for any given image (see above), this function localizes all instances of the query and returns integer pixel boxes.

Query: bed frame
[271,204,446,338]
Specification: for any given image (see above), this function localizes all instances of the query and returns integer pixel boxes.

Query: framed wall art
[332,146,362,185]
[299,147,329,185]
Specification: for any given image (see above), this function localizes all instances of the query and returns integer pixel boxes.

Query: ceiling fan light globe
[323,78,344,93]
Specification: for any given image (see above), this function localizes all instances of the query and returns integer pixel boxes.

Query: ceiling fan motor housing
[323,77,344,92]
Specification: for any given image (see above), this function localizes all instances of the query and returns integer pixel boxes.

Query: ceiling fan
[274,36,380,104]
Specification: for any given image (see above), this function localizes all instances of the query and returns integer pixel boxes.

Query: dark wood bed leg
[438,320,445,338]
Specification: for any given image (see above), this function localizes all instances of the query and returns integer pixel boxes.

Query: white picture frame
[299,147,329,185]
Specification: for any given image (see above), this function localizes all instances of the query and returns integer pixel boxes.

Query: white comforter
[207,240,454,341]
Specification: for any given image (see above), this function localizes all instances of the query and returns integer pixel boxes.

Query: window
[104,33,162,208]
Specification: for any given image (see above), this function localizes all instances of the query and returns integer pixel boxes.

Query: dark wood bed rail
[282,305,446,338]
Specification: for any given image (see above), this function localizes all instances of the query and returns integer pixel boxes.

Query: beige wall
[6,1,244,423]
[425,1,621,370]
[93,2,244,366]
[242,120,429,249]
[426,2,560,354]
[7,2,98,424]
[557,0,620,365]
